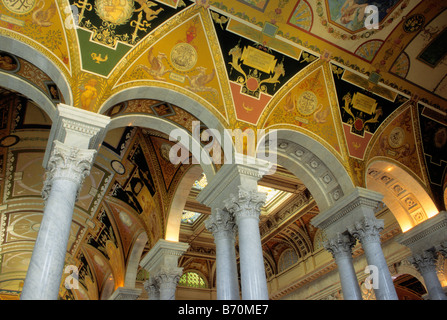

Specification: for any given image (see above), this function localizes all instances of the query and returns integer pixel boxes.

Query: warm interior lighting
[426,209,439,219]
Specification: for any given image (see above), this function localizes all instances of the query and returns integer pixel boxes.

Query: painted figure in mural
[0,54,17,71]
[134,0,164,22]
[328,0,400,31]
[339,0,369,25]
[80,79,98,109]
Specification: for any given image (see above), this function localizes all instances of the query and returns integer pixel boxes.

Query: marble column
[21,104,110,300]
[205,208,239,300]
[21,142,95,300]
[108,287,142,300]
[144,277,160,300]
[325,233,362,300]
[409,251,447,300]
[225,186,268,300]
[140,239,189,300]
[311,187,398,300]
[156,267,184,300]
[396,211,447,300]
[348,217,398,300]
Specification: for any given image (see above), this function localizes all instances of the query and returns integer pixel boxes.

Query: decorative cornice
[396,212,447,251]
[140,239,189,273]
[311,187,383,231]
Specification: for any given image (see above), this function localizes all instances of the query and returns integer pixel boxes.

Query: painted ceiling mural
[0,0,446,299]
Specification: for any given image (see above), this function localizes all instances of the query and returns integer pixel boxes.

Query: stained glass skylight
[181,210,202,225]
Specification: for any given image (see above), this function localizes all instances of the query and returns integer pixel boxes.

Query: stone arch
[0,72,57,122]
[257,129,355,212]
[0,34,73,108]
[98,86,236,170]
[124,231,148,288]
[366,159,439,232]
[165,165,203,242]
[106,114,217,179]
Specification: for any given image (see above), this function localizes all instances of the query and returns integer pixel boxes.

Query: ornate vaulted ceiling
[0,0,446,300]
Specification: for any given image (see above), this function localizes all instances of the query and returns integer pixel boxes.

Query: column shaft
[325,234,362,300]
[349,217,398,300]
[225,186,268,300]
[237,215,269,300]
[21,141,96,300]
[410,252,447,300]
[215,236,240,299]
[205,209,239,300]
[21,179,78,300]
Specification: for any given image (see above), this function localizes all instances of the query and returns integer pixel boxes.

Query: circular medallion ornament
[296,91,318,116]
[0,135,19,147]
[2,0,36,14]
[388,127,405,148]
[403,14,425,33]
[95,0,135,25]
[111,160,125,175]
[170,43,198,72]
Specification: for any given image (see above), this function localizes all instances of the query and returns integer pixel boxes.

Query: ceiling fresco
[0,0,446,300]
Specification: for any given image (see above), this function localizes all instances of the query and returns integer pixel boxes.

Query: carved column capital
[435,241,447,259]
[154,266,183,292]
[348,217,384,245]
[143,277,160,300]
[324,233,356,260]
[408,250,438,275]
[205,208,237,241]
[42,140,96,201]
[224,186,266,221]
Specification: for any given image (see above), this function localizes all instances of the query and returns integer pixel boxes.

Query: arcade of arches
[0,0,446,300]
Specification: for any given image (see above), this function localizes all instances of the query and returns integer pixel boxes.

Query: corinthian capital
[154,266,184,290]
[348,216,384,245]
[224,186,267,221]
[324,233,356,260]
[204,208,237,240]
[408,250,438,275]
[42,140,96,200]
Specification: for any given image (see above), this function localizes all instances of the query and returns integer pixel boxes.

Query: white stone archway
[0,34,73,108]
[100,88,238,245]
[366,159,439,232]
[165,165,203,242]
[257,129,355,212]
